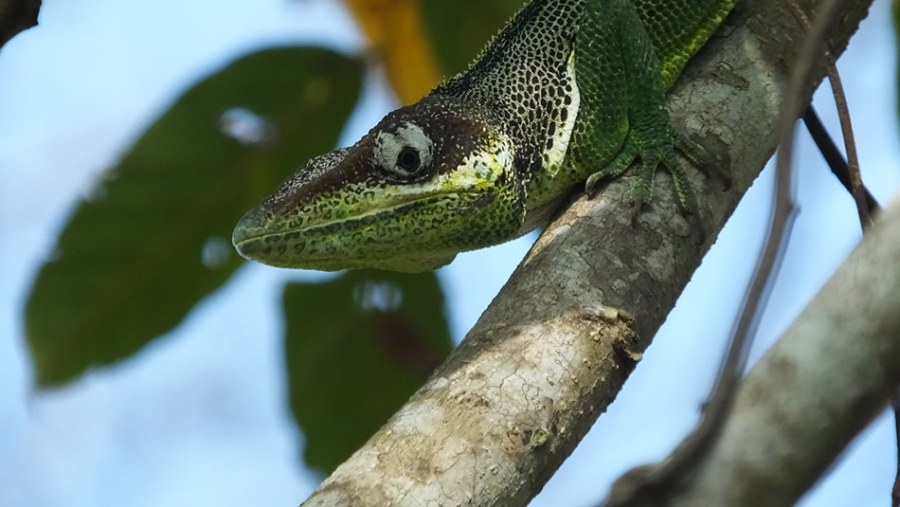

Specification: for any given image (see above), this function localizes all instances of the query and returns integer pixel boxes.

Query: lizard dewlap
[233,0,738,272]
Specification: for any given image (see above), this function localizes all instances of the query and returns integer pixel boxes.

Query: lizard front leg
[571,0,705,211]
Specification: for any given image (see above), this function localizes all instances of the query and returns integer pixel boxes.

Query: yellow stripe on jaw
[444,136,514,192]
[363,134,514,203]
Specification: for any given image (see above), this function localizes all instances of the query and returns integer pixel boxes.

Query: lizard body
[233,0,738,271]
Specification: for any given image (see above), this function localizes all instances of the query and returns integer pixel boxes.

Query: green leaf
[421,0,522,75]
[25,47,363,387]
[284,270,453,474]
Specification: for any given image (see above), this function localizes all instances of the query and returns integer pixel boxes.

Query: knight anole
[232,0,739,271]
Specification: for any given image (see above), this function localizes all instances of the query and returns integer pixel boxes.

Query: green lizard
[232,0,738,272]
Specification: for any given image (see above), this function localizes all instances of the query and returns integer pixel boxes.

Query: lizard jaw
[232,191,488,271]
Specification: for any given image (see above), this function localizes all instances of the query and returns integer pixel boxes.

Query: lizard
[232,0,739,272]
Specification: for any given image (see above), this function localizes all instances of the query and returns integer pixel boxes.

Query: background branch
[0,0,41,48]
[665,195,900,506]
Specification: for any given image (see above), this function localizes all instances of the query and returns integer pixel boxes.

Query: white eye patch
[374,122,434,178]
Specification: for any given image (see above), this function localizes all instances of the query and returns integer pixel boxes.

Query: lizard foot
[584,126,703,214]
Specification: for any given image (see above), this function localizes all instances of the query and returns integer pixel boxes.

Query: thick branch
[664,196,900,506]
[302,0,872,505]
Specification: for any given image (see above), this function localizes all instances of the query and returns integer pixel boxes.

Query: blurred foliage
[284,270,452,473]
[26,48,362,386]
[343,0,442,103]
[24,0,520,473]
[344,0,520,102]
[420,0,521,76]
[894,0,900,121]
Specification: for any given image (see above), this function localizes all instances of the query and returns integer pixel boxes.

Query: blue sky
[1,0,899,505]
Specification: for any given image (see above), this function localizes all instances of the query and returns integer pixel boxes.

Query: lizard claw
[585,145,633,196]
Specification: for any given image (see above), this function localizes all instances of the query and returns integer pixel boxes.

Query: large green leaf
[25,47,363,387]
[422,0,522,75]
[284,270,452,474]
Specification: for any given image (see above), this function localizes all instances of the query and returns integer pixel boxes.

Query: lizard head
[232,95,523,272]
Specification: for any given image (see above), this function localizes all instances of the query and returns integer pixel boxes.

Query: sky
[1,0,899,506]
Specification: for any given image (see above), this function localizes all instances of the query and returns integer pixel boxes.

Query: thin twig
[600,0,853,505]
[801,107,880,213]
[787,1,873,229]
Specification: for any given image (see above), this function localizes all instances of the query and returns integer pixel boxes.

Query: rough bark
[302,0,874,505]
[662,196,900,506]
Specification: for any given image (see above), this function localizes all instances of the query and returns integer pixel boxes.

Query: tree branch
[0,0,41,48]
[301,0,873,505]
[663,195,900,506]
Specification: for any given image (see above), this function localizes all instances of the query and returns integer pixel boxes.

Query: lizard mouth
[232,191,485,267]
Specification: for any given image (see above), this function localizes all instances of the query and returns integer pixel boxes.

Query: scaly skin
[233,0,739,272]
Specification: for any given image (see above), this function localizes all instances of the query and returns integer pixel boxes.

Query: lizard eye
[374,122,434,180]
[396,147,420,172]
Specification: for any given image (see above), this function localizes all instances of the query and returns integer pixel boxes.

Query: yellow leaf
[344,0,443,104]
